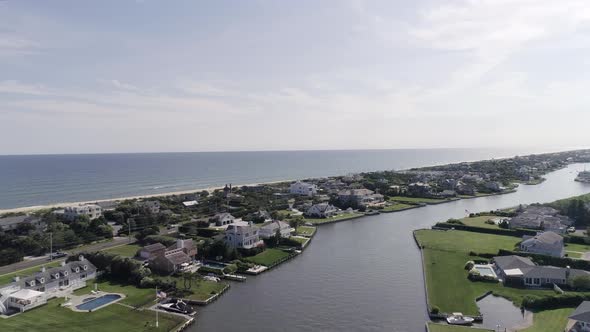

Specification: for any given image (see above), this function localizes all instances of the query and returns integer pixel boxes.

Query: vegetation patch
[427,323,493,332]
[519,307,575,332]
[389,196,448,204]
[245,248,291,266]
[103,244,141,257]
[302,212,364,225]
[381,203,415,212]
[296,226,316,237]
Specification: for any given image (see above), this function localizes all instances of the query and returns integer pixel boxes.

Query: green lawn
[74,279,157,308]
[415,230,560,315]
[155,276,228,301]
[381,203,415,212]
[290,236,309,246]
[302,212,364,225]
[0,299,184,332]
[427,323,493,332]
[565,242,590,253]
[245,248,291,266]
[414,229,520,254]
[390,196,449,204]
[519,307,574,332]
[296,226,316,237]
[0,261,62,285]
[104,244,141,257]
[458,215,502,229]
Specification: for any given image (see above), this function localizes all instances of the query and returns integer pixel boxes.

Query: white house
[210,213,235,226]
[63,204,102,220]
[289,181,318,196]
[306,203,339,218]
[259,220,293,239]
[224,222,263,249]
[520,231,565,258]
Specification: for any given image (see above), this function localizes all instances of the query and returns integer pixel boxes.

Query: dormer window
[75,267,80,273]
[39,277,45,284]
[28,280,36,287]
[54,273,60,279]
[83,265,88,271]
[62,271,69,277]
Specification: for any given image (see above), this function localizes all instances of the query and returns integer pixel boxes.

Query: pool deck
[64,291,126,312]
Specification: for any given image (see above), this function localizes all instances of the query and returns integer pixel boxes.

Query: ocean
[0,148,556,209]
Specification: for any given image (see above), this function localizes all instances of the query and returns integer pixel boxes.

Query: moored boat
[446,312,475,325]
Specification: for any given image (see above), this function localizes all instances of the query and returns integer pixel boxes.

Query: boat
[446,312,475,325]
[575,171,590,183]
[158,299,196,316]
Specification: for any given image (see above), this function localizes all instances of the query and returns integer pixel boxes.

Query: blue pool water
[475,266,496,277]
[76,294,121,311]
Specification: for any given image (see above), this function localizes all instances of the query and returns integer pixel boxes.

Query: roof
[0,215,41,227]
[212,213,234,220]
[182,200,198,207]
[309,203,336,213]
[10,289,44,300]
[165,251,191,265]
[338,189,374,196]
[523,266,590,280]
[504,268,523,276]
[570,301,590,323]
[493,255,535,271]
[260,220,290,231]
[142,243,166,252]
[522,231,563,245]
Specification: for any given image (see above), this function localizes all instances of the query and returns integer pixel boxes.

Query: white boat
[446,312,474,325]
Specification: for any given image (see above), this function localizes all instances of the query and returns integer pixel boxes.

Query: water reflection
[476,294,529,331]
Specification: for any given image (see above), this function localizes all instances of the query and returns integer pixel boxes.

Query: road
[0,236,132,277]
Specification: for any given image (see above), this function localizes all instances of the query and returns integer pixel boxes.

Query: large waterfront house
[63,204,103,220]
[338,189,383,206]
[492,255,589,288]
[0,256,97,315]
[509,205,573,233]
[289,181,318,197]
[306,203,339,218]
[567,301,590,331]
[520,231,565,257]
[0,215,45,232]
[224,222,263,249]
[210,213,236,226]
[136,200,161,214]
[148,239,197,274]
[259,220,293,239]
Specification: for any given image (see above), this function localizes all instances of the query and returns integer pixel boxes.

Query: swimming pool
[203,261,227,269]
[474,265,497,278]
[76,294,121,311]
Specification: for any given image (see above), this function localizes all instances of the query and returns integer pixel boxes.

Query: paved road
[0,237,132,277]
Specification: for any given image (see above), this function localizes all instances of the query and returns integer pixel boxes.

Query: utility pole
[155,286,159,328]
[49,232,53,262]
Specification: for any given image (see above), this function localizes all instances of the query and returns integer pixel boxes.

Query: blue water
[75,294,121,311]
[0,148,556,209]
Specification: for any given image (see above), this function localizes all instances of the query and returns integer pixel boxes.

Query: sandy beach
[0,179,293,215]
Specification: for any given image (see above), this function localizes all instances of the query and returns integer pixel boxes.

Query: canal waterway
[194,163,590,332]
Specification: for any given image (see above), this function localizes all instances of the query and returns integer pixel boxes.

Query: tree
[571,275,590,290]
[289,217,303,231]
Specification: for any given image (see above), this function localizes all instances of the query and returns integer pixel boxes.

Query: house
[485,181,502,192]
[259,220,293,239]
[210,213,235,226]
[520,231,565,257]
[149,239,197,274]
[438,190,457,198]
[138,243,166,260]
[509,205,573,232]
[493,255,589,288]
[137,201,160,214]
[492,255,535,280]
[0,215,45,232]
[338,189,382,206]
[182,200,198,207]
[566,301,590,332]
[306,203,339,218]
[407,182,432,197]
[456,183,476,196]
[0,256,97,314]
[63,204,102,220]
[290,181,318,196]
[224,222,263,249]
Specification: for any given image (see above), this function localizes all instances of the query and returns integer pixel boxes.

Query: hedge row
[434,222,537,237]
[523,293,590,309]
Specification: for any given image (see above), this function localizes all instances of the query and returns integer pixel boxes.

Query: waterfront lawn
[414,229,520,253]
[245,248,291,266]
[381,203,415,212]
[296,226,316,237]
[519,307,574,332]
[457,215,504,229]
[155,276,228,301]
[290,236,309,246]
[0,298,184,332]
[104,244,141,257]
[302,212,364,225]
[74,279,156,308]
[389,196,448,204]
[427,323,493,332]
[0,261,62,285]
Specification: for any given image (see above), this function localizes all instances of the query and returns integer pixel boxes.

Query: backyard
[519,307,574,332]
[296,226,316,237]
[153,276,228,302]
[73,279,157,308]
[245,248,291,266]
[381,202,415,212]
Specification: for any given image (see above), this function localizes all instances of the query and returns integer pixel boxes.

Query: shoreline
[0,179,293,214]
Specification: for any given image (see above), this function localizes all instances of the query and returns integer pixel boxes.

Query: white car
[568,227,576,233]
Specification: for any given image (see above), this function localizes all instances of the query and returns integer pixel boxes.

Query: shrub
[223,263,238,274]
[464,261,475,270]
[485,219,495,225]
[430,305,440,314]
[447,218,464,225]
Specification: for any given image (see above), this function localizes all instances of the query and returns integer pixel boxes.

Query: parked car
[567,226,576,233]
[49,252,67,259]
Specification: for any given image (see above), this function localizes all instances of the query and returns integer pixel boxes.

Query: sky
[1,0,590,154]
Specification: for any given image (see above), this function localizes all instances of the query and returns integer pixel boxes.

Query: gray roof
[570,301,590,323]
[3,259,96,289]
[523,266,590,280]
[522,231,563,245]
[493,255,535,271]
[165,251,191,265]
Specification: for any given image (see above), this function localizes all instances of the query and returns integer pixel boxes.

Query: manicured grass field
[381,203,415,212]
[414,229,520,254]
[427,323,493,332]
[0,261,62,285]
[245,248,291,266]
[155,276,228,301]
[74,279,157,308]
[296,226,316,237]
[104,244,141,257]
[565,242,590,253]
[0,299,184,332]
[302,212,364,225]
[415,229,561,315]
[519,307,574,332]
[290,236,309,246]
[389,196,449,204]
[458,215,502,229]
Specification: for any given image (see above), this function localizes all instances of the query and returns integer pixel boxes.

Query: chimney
[78,254,85,262]
[61,261,66,267]
[13,276,20,282]
[566,266,571,280]
[176,239,185,249]
[41,266,46,273]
